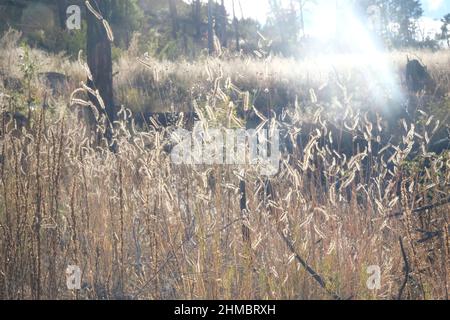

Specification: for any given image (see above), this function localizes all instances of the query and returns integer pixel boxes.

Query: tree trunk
[182,22,189,56]
[193,0,201,42]
[217,0,227,47]
[86,0,115,149]
[232,0,240,51]
[207,0,214,55]
[56,0,68,30]
[168,0,179,39]
[124,1,131,47]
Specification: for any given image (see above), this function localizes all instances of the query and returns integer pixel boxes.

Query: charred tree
[56,0,69,30]
[405,58,432,93]
[207,0,214,54]
[239,179,251,245]
[192,0,202,42]
[216,0,227,48]
[232,0,240,51]
[168,0,179,39]
[86,0,116,149]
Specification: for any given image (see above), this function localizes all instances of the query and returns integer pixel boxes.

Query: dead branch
[278,229,342,300]
[388,197,450,218]
[398,236,410,300]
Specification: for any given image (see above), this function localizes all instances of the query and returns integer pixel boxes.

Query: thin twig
[398,236,410,300]
[132,218,243,299]
[278,229,342,300]
[388,197,450,218]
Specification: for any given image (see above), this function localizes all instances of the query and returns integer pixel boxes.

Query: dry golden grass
[0,30,449,300]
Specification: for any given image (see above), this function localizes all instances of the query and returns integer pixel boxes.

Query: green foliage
[111,45,125,62]
[109,0,144,48]
[441,13,450,48]
[19,44,39,106]
[388,0,424,47]
[19,45,38,84]
[360,0,424,48]
[26,23,87,58]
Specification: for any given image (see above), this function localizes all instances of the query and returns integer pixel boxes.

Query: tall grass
[0,31,449,300]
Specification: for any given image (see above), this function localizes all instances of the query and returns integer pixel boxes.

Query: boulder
[1,111,28,135]
[405,58,433,93]
[38,72,69,95]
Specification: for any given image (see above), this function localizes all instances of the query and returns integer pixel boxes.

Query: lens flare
[305,0,403,112]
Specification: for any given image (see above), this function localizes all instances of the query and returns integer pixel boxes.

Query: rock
[1,111,28,129]
[38,72,69,95]
[1,111,29,138]
[405,58,433,93]
[2,76,23,92]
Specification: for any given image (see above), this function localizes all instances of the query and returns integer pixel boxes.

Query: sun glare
[308,0,338,39]
[305,0,402,106]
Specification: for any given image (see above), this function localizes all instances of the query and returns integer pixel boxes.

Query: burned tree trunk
[207,0,214,55]
[405,58,433,93]
[192,0,202,42]
[217,0,227,48]
[86,0,116,148]
[239,179,251,244]
[168,0,179,39]
[232,0,240,51]
[56,0,69,30]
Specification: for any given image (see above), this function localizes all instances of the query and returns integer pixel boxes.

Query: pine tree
[192,0,202,43]
[168,0,179,39]
[232,0,240,51]
[441,13,450,48]
[387,0,423,47]
[216,0,228,47]
[86,0,115,149]
[207,0,214,54]
[109,0,143,47]
[360,0,423,47]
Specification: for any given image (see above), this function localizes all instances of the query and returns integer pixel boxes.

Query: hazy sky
[221,0,449,37]
[224,0,450,22]
[423,0,450,18]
